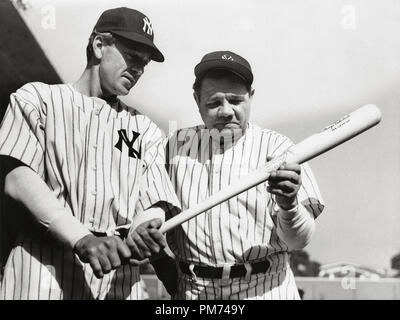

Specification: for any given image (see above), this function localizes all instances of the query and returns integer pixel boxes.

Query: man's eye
[123,54,133,61]
[206,102,220,108]
[229,99,242,105]
[125,54,136,61]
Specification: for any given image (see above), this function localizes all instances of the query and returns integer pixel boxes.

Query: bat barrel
[286,104,382,164]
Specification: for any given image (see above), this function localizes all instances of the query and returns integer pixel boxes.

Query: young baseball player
[0,7,180,300]
[161,51,325,299]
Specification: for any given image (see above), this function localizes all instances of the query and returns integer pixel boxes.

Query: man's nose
[218,101,235,117]
[129,65,144,77]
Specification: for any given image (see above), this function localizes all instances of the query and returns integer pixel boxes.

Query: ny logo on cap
[222,54,234,61]
[142,17,153,36]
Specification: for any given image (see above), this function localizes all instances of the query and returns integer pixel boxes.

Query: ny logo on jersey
[115,129,142,159]
[142,17,153,36]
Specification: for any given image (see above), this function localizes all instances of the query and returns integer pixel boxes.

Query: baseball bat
[159,104,381,234]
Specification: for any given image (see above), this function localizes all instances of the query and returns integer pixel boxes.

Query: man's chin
[116,85,130,96]
[217,127,245,138]
[215,124,242,132]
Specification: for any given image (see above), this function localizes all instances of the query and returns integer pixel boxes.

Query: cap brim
[112,30,164,62]
[195,60,253,84]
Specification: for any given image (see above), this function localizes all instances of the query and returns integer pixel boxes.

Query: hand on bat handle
[125,218,166,265]
[266,156,302,211]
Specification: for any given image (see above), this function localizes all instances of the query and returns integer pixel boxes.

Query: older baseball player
[161,51,325,299]
[0,7,179,300]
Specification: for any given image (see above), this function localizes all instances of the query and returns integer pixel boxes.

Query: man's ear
[249,88,255,100]
[92,35,104,60]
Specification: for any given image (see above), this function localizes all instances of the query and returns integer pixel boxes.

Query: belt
[91,229,129,240]
[179,259,270,279]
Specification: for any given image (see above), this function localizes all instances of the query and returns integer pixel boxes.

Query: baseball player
[0,7,180,300]
[162,51,325,299]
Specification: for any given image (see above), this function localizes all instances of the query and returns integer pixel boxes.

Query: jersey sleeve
[135,122,181,215]
[268,131,325,219]
[0,83,46,178]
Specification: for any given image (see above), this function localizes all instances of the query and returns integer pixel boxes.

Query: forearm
[4,166,91,248]
[276,203,315,250]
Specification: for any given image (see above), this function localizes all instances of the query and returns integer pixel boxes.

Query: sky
[13,0,400,272]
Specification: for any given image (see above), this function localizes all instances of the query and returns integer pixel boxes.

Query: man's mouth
[215,122,240,127]
[122,73,134,86]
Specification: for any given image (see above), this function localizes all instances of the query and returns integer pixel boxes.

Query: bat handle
[160,219,177,234]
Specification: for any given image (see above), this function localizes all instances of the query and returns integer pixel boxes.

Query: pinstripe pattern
[0,82,179,299]
[166,123,324,300]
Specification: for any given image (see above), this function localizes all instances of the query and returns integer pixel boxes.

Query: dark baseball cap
[194,51,253,85]
[94,7,164,62]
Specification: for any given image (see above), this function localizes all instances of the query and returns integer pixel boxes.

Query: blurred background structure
[140,251,400,300]
[0,0,61,118]
[0,0,399,299]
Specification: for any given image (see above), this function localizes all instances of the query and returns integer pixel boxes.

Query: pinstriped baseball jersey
[0,82,180,300]
[165,123,324,299]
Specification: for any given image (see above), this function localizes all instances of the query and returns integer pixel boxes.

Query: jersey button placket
[217,153,228,263]
[91,107,99,201]
[211,153,222,192]
[210,151,223,264]
[86,105,101,227]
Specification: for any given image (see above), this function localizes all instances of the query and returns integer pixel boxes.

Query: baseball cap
[194,51,253,85]
[93,7,164,62]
